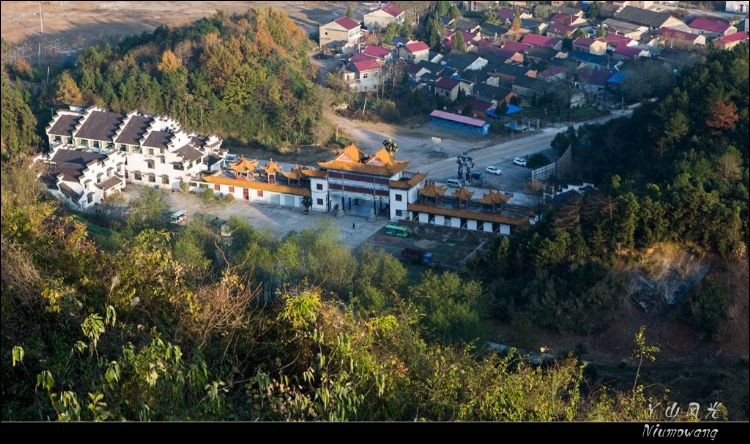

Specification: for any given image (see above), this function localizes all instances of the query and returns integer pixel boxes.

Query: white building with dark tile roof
[45,106,225,192]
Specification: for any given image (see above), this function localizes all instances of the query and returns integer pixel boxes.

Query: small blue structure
[607,71,627,84]
[430,110,490,135]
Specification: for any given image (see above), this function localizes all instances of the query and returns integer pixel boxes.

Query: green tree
[451,30,466,52]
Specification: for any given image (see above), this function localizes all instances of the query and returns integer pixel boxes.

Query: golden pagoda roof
[418,181,447,198]
[318,144,409,177]
[452,186,475,201]
[230,156,258,172]
[282,165,304,180]
[262,158,283,175]
[202,173,310,196]
[407,203,527,226]
[477,190,511,205]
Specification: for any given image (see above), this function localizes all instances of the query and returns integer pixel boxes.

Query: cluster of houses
[320,1,748,124]
[39,106,533,235]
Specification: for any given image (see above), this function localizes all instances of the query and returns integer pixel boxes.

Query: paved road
[413,110,634,178]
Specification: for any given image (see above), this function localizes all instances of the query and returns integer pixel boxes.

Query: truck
[400,248,441,269]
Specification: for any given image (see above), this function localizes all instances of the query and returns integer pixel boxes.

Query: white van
[170,210,187,225]
[445,178,462,188]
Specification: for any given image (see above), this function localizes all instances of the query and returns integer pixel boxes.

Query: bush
[225,193,234,203]
[526,153,551,169]
[683,277,729,339]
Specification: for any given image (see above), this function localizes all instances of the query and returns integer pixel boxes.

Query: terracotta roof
[689,17,731,33]
[477,190,511,205]
[407,203,527,225]
[573,37,598,47]
[550,13,577,25]
[262,159,283,175]
[202,173,311,196]
[598,34,632,47]
[350,53,377,63]
[496,8,514,22]
[334,16,360,30]
[717,31,748,45]
[389,172,427,189]
[502,41,531,52]
[380,2,405,17]
[302,169,327,178]
[352,59,382,72]
[362,46,391,58]
[230,157,259,172]
[657,27,701,42]
[521,34,559,47]
[613,45,641,57]
[405,41,430,52]
[318,144,409,177]
[547,23,575,35]
[453,187,474,200]
[418,181,447,198]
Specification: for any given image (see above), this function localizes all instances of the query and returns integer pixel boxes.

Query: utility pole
[39,1,44,35]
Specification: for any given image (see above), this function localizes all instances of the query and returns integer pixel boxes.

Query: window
[148,174,156,183]
[395,193,403,202]
[173,163,184,171]
[87,193,93,203]
[396,210,403,217]
[363,73,368,79]
[316,183,323,190]
[120,144,128,152]
[133,171,141,181]
[107,142,115,149]
[133,146,142,154]
[148,149,154,156]
[93,141,100,148]
[214,184,220,191]
[257,190,263,197]
[159,156,165,164]
[67,137,74,144]
[316,198,324,206]
[124,170,129,179]
[81,139,89,147]
[162,176,169,185]
[54,135,62,142]
[228,186,234,193]
[146,160,155,169]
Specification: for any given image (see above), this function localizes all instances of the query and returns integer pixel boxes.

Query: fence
[530,162,556,182]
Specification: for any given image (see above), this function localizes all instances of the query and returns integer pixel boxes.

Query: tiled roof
[318,145,409,177]
[657,27,701,42]
[114,115,151,145]
[614,45,641,57]
[202,173,311,196]
[74,110,123,141]
[430,110,486,127]
[717,31,748,44]
[334,16,360,30]
[418,181,446,198]
[689,17,731,33]
[48,114,83,136]
[407,203,527,225]
[502,41,531,52]
[142,130,172,149]
[521,34,560,47]
[550,13,577,25]
[380,2,405,17]
[405,41,430,52]
[389,172,428,189]
[350,53,377,63]
[95,175,124,190]
[547,23,575,35]
[363,45,391,58]
[496,8,514,22]
[175,144,204,162]
[435,77,460,90]
[573,37,598,47]
[615,6,675,28]
[352,59,381,72]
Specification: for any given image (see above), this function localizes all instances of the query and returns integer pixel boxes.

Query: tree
[452,31,466,52]
[630,326,660,402]
[54,71,84,105]
[126,186,170,230]
[157,49,182,73]
[301,195,312,213]
[705,100,739,132]
[1,74,38,159]
[510,10,522,34]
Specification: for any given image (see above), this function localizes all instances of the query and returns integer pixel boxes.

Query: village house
[714,31,748,49]
[473,82,517,104]
[549,12,588,27]
[546,23,576,39]
[363,3,405,31]
[399,41,430,63]
[343,59,383,92]
[435,77,462,101]
[521,33,563,50]
[572,37,608,55]
[45,106,224,191]
[688,17,737,38]
[319,16,363,55]
[601,18,649,40]
[725,1,749,13]
[655,27,706,49]
[361,45,393,62]
[613,44,645,60]
[614,6,683,31]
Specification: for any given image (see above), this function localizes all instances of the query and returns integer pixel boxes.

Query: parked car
[513,157,527,167]
[445,178,462,188]
[485,165,502,175]
[471,172,483,182]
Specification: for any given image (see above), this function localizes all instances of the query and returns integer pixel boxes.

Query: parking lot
[122,184,389,248]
